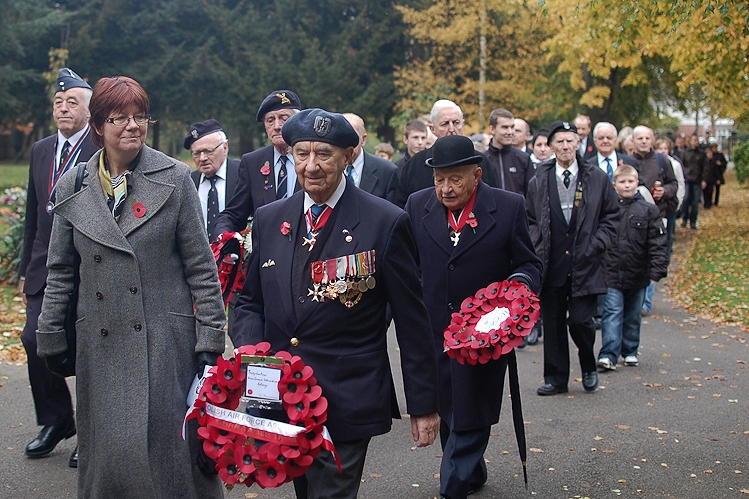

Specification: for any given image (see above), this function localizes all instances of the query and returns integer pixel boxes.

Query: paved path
[1,272,747,498]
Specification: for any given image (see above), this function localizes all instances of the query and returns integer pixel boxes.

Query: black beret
[281,108,359,149]
[184,119,222,150]
[547,120,578,143]
[256,90,301,122]
[55,68,91,93]
[425,135,484,168]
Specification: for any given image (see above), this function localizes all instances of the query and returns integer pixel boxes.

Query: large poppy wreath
[211,230,251,307]
[186,343,334,490]
[443,280,540,365]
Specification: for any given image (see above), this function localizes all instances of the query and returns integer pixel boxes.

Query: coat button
[96,292,103,300]
[130,286,138,294]
[448,264,455,271]
[94,255,102,262]
[100,328,108,336]
[565,250,570,255]
[134,324,142,331]
[298,296,305,304]
[447,302,454,311]
[290,337,300,347]
[565,233,570,238]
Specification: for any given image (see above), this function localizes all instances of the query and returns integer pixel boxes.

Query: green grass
[0,163,29,190]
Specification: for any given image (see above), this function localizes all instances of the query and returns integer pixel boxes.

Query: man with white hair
[588,122,639,184]
[394,99,499,207]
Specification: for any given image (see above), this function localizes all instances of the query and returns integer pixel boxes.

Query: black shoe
[526,325,540,345]
[537,383,568,396]
[594,317,602,330]
[25,419,76,458]
[681,220,687,228]
[69,446,78,468]
[582,371,599,392]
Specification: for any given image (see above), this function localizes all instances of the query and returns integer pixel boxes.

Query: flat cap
[281,108,359,149]
[426,135,484,168]
[256,90,301,122]
[55,68,91,93]
[547,120,578,143]
[184,119,222,150]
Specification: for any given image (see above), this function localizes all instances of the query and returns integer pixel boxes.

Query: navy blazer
[190,156,240,201]
[234,181,439,441]
[19,132,99,295]
[214,145,301,234]
[405,181,542,431]
[358,151,399,203]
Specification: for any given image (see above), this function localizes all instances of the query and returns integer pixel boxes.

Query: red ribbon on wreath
[443,280,540,365]
[211,231,250,306]
[185,343,338,490]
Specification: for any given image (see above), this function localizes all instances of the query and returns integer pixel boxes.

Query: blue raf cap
[55,68,92,93]
[256,90,302,122]
[281,108,359,149]
[184,119,222,150]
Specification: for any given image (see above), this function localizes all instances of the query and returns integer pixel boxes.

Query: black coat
[707,152,727,184]
[233,181,439,441]
[526,157,620,296]
[358,151,399,203]
[681,147,709,184]
[189,157,240,199]
[484,143,535,196]
[405,182,541,431]
[604,195,668,290]
[19,131,99,295]
[214,145,301,234]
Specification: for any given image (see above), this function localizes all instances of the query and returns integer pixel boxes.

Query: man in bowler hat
[525,120,619,396]
[405,135,541,499]
[232,108,440,499]
[19,68,99,467]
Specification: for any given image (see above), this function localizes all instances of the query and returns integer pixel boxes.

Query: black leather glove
[196,351,220,378]
[45,351,75,378]
[197,443,218,475]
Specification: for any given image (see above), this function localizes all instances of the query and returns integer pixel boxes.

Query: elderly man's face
[53,88,90,139]
[550,131,579,167]
[432,108,464,138]
[434,164,481,211]
[264,109,296,151]
[190,132,227,177]
[632,127,654,155]
[489,117,515,148]
[293,141,354,203]
[593,124,617,156]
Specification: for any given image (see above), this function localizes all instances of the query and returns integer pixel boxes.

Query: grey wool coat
[37,146,226,499]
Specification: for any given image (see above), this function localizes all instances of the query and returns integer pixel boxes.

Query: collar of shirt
[555,160,579,182]
[597,152,617,170]
[303,174,347,214]
[349,149,365,187]
[200,159,227,184]
[56,126,88,166]
[274,148,296,198]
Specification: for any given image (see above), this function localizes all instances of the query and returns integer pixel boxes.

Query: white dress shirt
[274,149,297,198]
[197,160,227,229]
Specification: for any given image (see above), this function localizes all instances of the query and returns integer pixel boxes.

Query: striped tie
[277,156,288,200]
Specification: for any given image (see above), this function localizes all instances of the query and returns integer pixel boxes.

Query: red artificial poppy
[202,435,231,461]
[215,356,245,391]
[280,221,292,237]
[233,442,258,475]
[132,202,146,218]
[466,213,478,228]
[260,163,271,176]
[255,460,288,488]
[218,451,243,484]
[203,380,228,405]
[286,454,314,479]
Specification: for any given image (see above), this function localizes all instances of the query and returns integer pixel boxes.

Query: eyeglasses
[103,115,152,127]
[191,141,226,158]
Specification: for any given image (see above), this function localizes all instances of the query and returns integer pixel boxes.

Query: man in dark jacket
[704,142,727,209]
[597,165,668,371]
[680,135,709,228]
[485,108,535,197]
[632,126,678,218]
[526,121,619,395]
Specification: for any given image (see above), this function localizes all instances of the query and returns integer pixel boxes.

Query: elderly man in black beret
[525,121,619,396]
[405,135,541,499]
[214,90,303,235]
[19,68,99,467]
[184,119,240,241]
[232,109,440,499]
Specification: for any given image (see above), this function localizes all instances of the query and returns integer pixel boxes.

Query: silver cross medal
[302,231,318,252]
[450,231,461,246]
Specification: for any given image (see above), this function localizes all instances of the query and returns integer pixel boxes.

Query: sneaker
[597,358,616,371]
[624,355,639,366]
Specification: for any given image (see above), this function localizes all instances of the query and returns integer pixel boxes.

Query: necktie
[605,157,614,183]
[578,139,586,157]
[309,204,325,235]
[345,164,354,185]
[277,156,288,200]
[206,176,219,240]
[563,169,571,189]
[59,140,71,173]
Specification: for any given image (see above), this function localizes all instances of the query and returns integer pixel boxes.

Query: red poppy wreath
[211,230,251,306]
[443,280,540,365]
[185,343,336,490]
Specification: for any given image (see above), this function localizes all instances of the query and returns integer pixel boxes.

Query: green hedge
[734,142,749,185]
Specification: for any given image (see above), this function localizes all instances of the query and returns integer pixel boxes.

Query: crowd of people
[18,68,730,499]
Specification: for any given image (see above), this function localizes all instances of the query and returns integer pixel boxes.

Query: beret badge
[275,92,291,105]
[314,116,332,137]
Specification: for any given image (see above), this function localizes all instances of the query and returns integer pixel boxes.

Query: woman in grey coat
[36,76,226,498]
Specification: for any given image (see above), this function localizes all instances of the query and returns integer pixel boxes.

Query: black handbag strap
[74,162,86,193]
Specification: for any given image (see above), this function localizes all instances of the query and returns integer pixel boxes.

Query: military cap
[256,90,301,122]
[547,120,578,143]
[184,119,222,150]
[281,108,359,149]
[55,68,92,93]
[425,135,484,168]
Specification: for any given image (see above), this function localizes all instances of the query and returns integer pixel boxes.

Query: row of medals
[308,275,377,308]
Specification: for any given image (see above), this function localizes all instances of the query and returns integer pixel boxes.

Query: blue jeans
[641,281,655,313]
[682,182,701,227]
[600,287,646,363]
[666,212,676,264]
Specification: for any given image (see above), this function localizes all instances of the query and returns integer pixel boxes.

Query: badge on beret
[563,122,571,129]
[276,92,291,105]
[191,129,199,139]
[314,116,332,137]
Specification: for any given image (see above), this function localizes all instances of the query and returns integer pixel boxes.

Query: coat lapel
[421,192,454,258]
[276,193,305,321]
[449,182,497,262]
[359,153,378,193]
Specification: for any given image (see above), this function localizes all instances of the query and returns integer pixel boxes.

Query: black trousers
[293,437,371,499]
[540,281,598,387]
[20,292,74,426]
